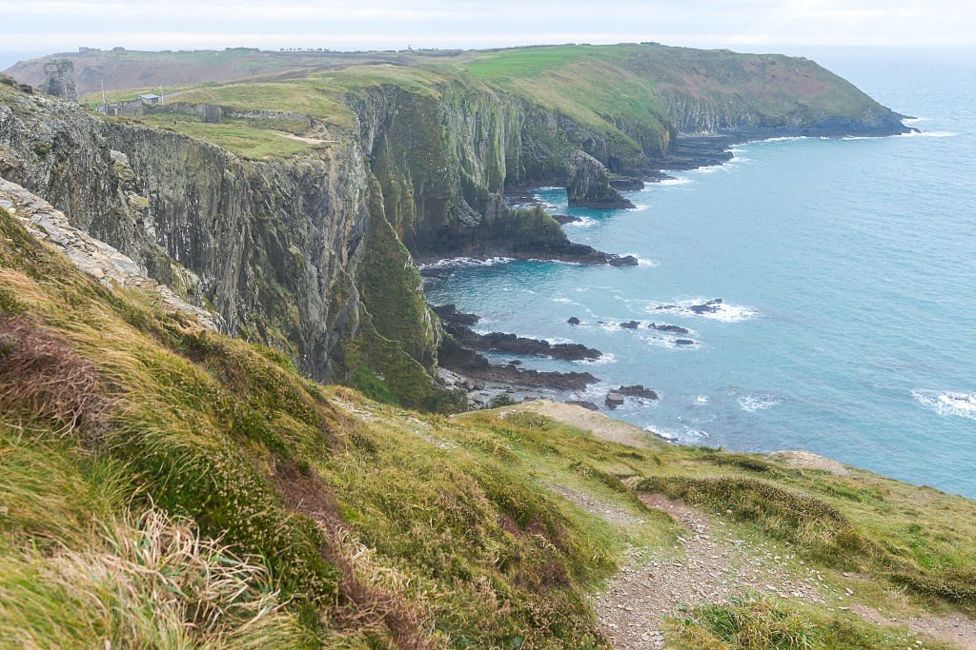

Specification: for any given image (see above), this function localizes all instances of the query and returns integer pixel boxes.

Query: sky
[1,0,974,66]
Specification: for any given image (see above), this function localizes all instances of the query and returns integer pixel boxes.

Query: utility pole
[100,80,106,106]
[159,83,164,105]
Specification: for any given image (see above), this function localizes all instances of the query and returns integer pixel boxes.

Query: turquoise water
[426,48,976,497]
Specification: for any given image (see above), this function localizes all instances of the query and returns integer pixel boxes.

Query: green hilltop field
[8,43,891,161]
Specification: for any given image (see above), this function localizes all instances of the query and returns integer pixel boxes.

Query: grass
[3,195,974,647]
[667,598,957,650]
[136,114,327,159]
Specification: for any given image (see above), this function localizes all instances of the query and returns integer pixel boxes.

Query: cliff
[1,208,973,648]
[0,44,912,406]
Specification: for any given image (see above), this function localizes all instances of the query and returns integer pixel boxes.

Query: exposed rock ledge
[567,150,635,209]
[0,177,220,330]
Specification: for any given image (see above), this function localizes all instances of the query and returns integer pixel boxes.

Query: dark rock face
[608,255,639,267]
[620,320,640,329]
[675,339,697,346]
[432,304,479,326]
[605,392,625,408]
[567,151,635,209]
[42,60,77,102]
[690,299,724,314]
[443,322,602,362]
[649,323,690,334]
[609,176,645,191]
[567,316,581,325]
[551,214,581,225]
[616,384,659,400]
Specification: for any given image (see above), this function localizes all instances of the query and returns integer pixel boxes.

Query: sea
[425,47,976,497]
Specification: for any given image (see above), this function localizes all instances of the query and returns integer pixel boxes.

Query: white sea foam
[418,256,513,270]
[737,394,781,413]
[622,254,660,268]
[644,424,710,441]
[912,390,976,420]
[900,130,957,138]
[649,299,758,323]
[645,335,700,351]
[657,177,692,186]
[696,395,710,405]
[564,216,598,228]
[551,297,575,304]
[903,117,928,125]
[573,352,618,365]
[629,203,651,211]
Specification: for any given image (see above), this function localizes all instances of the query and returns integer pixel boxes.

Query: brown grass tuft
[273,459,434,649]
[0,314,107,435]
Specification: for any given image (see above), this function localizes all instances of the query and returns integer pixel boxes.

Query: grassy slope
[2,204,974,648]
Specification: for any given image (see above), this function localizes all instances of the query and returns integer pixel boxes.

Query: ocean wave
[551,297,576,304]
[573,352,617,365]
[695,395,710,405]
[527,258,582,266]
[418,256,513,270]
[737,394,781,413]
[912,389,976,420]
[902,117,928,124]
[564,216,598,228]
[900,130,957,138]
[644,424,710,442]
[645,336,700,350]
[649,298,758,323]
[622,254,660,268]
[657,177,692,186]
[629,202,651,210]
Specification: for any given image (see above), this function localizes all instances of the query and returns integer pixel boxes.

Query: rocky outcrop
[567,151,635,209]
[42,60,77,102]
[0,177,219,329]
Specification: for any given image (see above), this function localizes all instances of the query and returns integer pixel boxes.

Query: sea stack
[567,150,635,209]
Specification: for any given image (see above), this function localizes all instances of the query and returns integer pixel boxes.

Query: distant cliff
[0,44,910,406]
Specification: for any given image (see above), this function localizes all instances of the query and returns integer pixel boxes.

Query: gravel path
[594,494,825,649]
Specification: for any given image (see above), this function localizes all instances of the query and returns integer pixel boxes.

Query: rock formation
[567,151,635,209]
[42,59,77,102]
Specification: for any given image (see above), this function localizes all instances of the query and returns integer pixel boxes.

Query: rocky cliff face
[0,87,454,409]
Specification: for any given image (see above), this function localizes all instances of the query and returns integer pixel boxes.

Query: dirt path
[594,495,825,649]
[853,604,976,649]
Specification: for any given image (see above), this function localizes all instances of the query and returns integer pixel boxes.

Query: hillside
[2,196,976,648]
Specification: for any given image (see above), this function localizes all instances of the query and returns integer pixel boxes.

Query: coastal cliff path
[506,401,976,650]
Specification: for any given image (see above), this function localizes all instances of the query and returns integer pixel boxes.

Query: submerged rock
[649,322,690,334]
[608,254,639,267]
[616,385,659,400]
[620,320,640,329]
[567,150,635,209]
[567,316,581,325]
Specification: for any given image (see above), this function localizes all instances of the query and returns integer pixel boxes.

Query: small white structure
[139,93,161,105]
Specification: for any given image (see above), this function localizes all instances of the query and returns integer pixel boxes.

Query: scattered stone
[567,316,581,325]
[605,392,625,408]
[620,320,640,329]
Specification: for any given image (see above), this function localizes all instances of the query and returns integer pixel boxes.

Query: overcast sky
[1,0,974,61]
